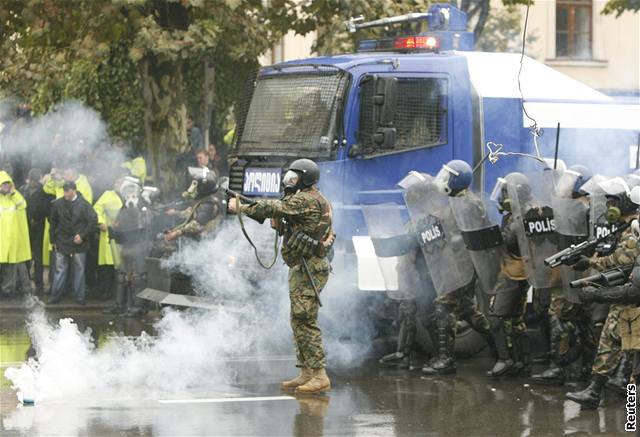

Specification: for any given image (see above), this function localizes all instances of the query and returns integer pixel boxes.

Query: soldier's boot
[281,368,313,390]
[295,368,331,393]
[566,373,607,409]
[511,332,531,377]
[380,319,412,369]
[605,352,632,395]
[102,276,126,315]
[422,307,456,375]
[532,316,568,385]
[487,318,514,377]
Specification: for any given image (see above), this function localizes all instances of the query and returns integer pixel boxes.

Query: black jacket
[20,183,55,226]
[49,193,98,254]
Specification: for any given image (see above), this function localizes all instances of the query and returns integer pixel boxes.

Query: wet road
[0,312,632,436]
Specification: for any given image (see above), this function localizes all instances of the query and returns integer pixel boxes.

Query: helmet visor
[434,167,454,194]
[554,169,580,197]
[598,177,630,196]
[490,177,507,203]
[579,174,607,196]
[398,171,429,190]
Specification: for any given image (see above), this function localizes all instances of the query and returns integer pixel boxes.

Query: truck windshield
[236,71,348,157]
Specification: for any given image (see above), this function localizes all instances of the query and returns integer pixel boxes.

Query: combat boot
[531,364,565,385]
[295,368,331,393]
[566,374,607,409]
[605,353,631,395]
[423,306,456,375]
[487,318,514,377]
[281,368,313,390]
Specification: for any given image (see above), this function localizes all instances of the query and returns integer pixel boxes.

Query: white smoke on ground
[5,217,376,404]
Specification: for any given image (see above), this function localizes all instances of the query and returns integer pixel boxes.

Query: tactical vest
[282,189,335,265]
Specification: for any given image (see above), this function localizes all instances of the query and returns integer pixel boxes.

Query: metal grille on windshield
[237,72,347,156]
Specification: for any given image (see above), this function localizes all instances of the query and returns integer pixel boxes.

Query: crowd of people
[0,115,229,315]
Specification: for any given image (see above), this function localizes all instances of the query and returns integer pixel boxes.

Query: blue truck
[230,3,639,297]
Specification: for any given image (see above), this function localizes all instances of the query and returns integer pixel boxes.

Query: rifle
[544,221,630,268]
[569,264,634,289]
[222,187,255,205]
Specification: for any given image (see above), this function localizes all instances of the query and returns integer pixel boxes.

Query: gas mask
[119,177,142,209]
[183,180,199,199]
[283,170,301,193]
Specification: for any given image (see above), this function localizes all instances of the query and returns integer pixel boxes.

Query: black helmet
[283,159,320,192]
[187,166,218,197]
[287,159,320,187]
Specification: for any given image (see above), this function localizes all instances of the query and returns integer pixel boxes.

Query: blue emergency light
[350,3,474,53]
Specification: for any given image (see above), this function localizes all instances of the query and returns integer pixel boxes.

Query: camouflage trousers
[289,257,330,369]
[434,280,492,341]
[548,295,597,366]
[592,304,623,376]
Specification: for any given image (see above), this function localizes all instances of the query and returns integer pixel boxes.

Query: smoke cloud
[5,218,376,404]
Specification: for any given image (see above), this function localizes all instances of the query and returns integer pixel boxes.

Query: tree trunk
[143,55,188,198]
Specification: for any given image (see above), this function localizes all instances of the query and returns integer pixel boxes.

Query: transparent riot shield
[508,170,561,289]
[449,192,504,294]
[551,170,591,302]
[362,204,417,300]
[400,173,475,295]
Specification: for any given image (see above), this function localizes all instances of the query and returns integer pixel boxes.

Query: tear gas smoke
[0,100,129,190]
[5,219,376,404]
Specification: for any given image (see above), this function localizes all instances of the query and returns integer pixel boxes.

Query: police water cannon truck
[228,3,639,295]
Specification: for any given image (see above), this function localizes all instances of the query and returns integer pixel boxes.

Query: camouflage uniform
[241,186,333,369]
[588,226,640,377]
[157,194,223,255]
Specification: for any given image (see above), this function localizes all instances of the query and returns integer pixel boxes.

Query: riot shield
[400,172,475,295]
[582,175,617,240]
[551,170,591,302]
[449,192,504,294]
[508,170,561,289]
[362,204,417,300]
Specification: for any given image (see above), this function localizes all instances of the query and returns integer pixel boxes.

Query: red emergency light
[393,36,439,50]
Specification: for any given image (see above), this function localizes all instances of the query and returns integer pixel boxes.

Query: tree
[0,0,295,192]
[603,0,640,16]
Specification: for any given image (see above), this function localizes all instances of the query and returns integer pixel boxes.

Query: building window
[556,0,593,59]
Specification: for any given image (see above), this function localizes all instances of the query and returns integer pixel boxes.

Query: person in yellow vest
[0,171,32,298]
[114,139,147,183]
[42,166,94,291]
[93,176,124,300]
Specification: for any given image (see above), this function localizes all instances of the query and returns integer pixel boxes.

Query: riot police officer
[228,159,335,394]
[401,161,494,375]
[532,165,598,385]
[486,172,533,377]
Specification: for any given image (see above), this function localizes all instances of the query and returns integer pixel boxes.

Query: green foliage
[603,0,640,16]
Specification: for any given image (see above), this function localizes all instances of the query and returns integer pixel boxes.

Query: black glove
[579,286,600,303]
[573,256,591,272]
